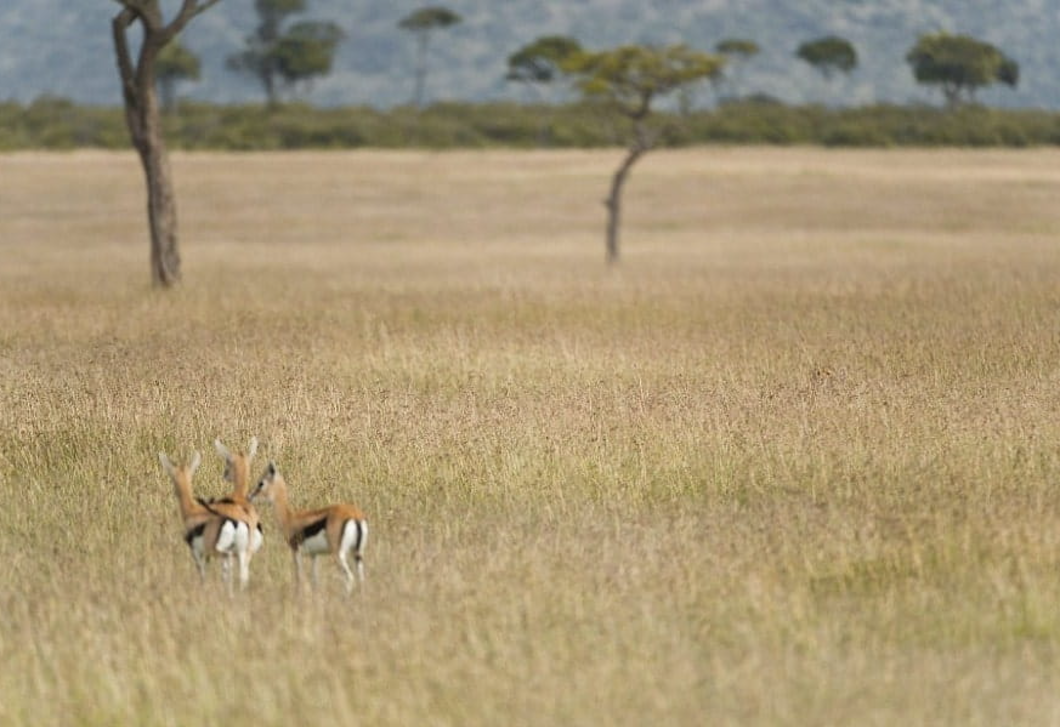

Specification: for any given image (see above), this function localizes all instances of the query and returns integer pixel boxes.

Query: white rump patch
[340,520,366,555]
[215,520,250,554]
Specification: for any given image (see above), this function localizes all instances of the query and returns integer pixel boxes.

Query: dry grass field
[3,147,1060,725]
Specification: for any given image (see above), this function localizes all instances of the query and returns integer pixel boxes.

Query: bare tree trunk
[113,0,221,288]
[604,145,645,266]
[603,120,651,266]
[140,117,182,286]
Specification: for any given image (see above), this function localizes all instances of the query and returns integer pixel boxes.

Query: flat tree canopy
[398,6,461,32]
[906,32,1019,107]
[715,38,760,59]
[272,21,345,87]
[568,44,723,119]
[796,36,858,79]
[507,35,583,85]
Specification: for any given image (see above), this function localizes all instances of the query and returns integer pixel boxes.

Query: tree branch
[112,0,150,11]
[162,0,223,43]
[112,7,139,104]
[121,0,163,33]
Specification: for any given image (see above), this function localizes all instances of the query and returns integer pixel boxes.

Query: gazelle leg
[311,556,320,590]
[237,549,250,590]
[292,550,304,592]
[192,551,206,583]
[221,555,234,596]
[337,551,355,594]
[355,553,365,584]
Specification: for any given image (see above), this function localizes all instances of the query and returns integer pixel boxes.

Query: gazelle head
[159,450,202,495]
[250,461,284,503]
[214,436,258,492]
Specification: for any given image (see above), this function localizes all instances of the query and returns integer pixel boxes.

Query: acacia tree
[566,44,723,265]
[796,35,857,105]
[796,36,858,80]
[156,40,201,114]
[507,35,582,97]
[112,0,221,287]
[398,6,462,108]
[714,38,759,101]
[228,0,344,108]
[270,21,345,97]
[906,32,1019,108]
[506,35,582,144]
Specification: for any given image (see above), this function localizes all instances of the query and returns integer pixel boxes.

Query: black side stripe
[304,518,327,539]
[292,517,328,546]
[184,522,206,546]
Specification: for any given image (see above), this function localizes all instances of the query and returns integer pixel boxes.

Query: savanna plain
[3,146,1060,726]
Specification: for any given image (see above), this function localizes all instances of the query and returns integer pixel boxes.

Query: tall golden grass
[3,148,1060,725]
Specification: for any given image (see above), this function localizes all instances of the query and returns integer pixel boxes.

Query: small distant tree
[906,32,1019,108]
[271,21,345,96]
[506,35,582,144]
[796,36,858,79]
[566,44,724,265]
[713,38,759,101]
[228,0,344,108]
[796,36,857,105]
[398,6,462,108]
[506,35,582,99]
[112,0,222,288]
[156,39,201,114]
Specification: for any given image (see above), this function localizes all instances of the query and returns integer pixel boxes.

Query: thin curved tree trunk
[604,145,645,266]
[603,119,651,266]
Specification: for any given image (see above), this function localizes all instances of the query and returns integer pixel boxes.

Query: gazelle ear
[159,452,176,477]
[267,461,277,476]
[190,451,202,476]
[214,438,231,460]
[247,436,259,461]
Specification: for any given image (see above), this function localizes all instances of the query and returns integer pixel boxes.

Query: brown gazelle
[211,437,264,555]
[251,462,368,593]
[159,450,257,590]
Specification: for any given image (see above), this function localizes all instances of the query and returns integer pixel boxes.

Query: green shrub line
[4,97,1060,150]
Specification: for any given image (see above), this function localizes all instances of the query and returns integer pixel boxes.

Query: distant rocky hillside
[1,1,1057,108]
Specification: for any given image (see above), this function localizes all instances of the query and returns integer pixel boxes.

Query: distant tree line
[9,97,1060,152]
[96,1,1032,285]
[154,9,1022,114]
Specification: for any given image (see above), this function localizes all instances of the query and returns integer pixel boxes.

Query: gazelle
[250,462,368,593]
[211,437,264,555]
[159,450,256,590]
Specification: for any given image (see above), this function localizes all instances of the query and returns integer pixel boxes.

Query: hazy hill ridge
[1,1,1057,108]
